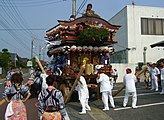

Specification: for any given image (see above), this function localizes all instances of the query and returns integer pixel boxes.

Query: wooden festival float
[45,8,121,101]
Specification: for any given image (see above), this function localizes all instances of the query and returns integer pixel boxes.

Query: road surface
[0,76,164,120]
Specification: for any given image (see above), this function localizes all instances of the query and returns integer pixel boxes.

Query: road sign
[27,60,33,67]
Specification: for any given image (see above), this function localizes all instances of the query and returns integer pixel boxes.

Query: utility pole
[143,47,147,64]
[42,48,45,61]
[31,35,35,60]
[14,49,17,68]
[39,45,41,60]
[14,53,17,67]
[72,0,76,16]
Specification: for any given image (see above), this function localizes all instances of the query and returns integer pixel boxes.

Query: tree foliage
[0,49,11,69]
[2,48,9,53]
[77,27,109,46]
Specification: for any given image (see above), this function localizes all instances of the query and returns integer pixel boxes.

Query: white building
[109,5,164,65]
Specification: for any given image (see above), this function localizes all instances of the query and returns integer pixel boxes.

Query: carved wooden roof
[58,16,121,30]
[45,16,121,48]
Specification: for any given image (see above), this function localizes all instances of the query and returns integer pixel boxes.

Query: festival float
[45,4,121,100]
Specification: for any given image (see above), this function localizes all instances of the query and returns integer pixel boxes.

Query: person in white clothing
[123,68,137,108]
[146,63,152,86]
[160,61,164,94]
[40,73,48,90]
[76,75,91,114]
[150,63,160,91]
[96,69,115,111]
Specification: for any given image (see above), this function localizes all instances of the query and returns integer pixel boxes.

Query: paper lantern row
[51,45,114,53]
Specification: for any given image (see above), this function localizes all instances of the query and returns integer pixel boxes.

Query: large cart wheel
[60,84,70,101]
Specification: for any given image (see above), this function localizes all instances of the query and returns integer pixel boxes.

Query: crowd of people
[144,62,164,94]
[76,61,164,113]
[2,60,164,119]
[3,67,70,120]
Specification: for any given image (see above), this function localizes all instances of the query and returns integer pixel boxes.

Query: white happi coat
[161,68,164,81]
[150,67,160,80]
[40,73,48,89]
[123,73,137,93]
[160,68,164,93]
[76,76,89,100]
[97,73,112,93]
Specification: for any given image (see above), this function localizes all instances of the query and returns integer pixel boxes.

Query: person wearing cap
[96,69,115,111]
[150,63,160,91]
[123,68,137,108]
[76,74,91,114]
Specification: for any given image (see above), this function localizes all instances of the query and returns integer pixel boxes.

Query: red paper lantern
[77,46,82,52]
[70,45,77,51]
[82,46,88,52]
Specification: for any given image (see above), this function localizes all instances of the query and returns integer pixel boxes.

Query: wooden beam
[64,66,85,103]
[0,99,6,106]
[34,56,46,74]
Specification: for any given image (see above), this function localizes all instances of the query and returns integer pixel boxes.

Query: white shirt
[76,76,89,100]
[40,73,48,89]
[97,73,112,93]
[160,68,164,80]
[150,67,160,80]
[123,73,137,93]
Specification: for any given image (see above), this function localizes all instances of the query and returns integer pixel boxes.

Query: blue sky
[0,0,164,60]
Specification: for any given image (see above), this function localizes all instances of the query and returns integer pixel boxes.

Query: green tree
[77,27,109,46]
[16,60,27,68]
[2,48,9,53]
[0,48,11,73]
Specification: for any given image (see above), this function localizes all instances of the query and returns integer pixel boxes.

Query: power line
[76,0,87,17]
[0,37,40,58]
[0,38,30,55]
[4,1,47,43]
[0,0,44,57]
[0,1,31,50]
[0,0,62,60]
[2,0,33,37]
[7,0,46,58]
[0,19,31,51]
[9,0,38,35]
[0,0,66,7]
[0,28,46,31]
[0,38,19,51]
[0,16,31,52]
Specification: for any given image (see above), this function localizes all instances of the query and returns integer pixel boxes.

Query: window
[155,19,162,35]
[148,19,154,35]
[141,18,148,34]
[162,20,164,34]
[141,18,164,35]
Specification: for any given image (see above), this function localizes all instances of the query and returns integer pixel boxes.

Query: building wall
[109,6,128,63]
[109,5,164,64]
[112,63,137,83]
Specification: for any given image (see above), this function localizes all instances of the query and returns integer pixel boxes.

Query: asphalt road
[0,77,164,120]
